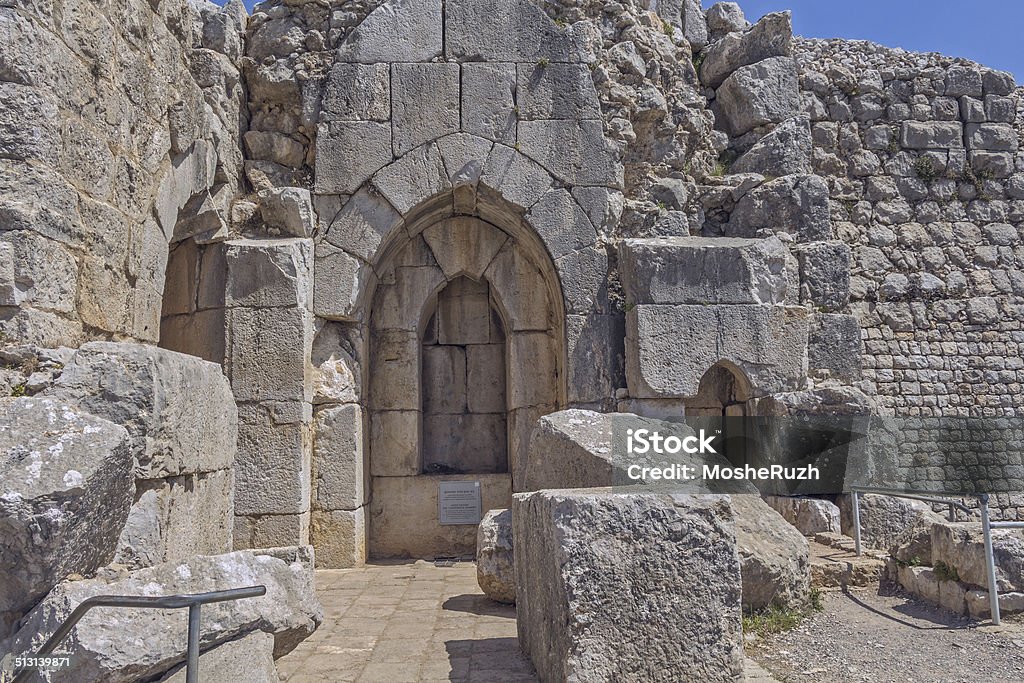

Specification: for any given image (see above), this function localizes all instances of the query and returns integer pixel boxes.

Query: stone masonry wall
[0,0,246,347]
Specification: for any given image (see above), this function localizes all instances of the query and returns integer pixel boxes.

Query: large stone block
[518,120,623,189]
[313,404,366,511]
[369,410,420,476]
[731,115,812,176]
[391,62,460,156]
[728,174,832,241]
[700,11,792,88]
[717,57,801,136]
[930,522,1024,592]
[314,121,393,195]
[368,330,419,410]
[234,403,310,517]
[258,188,316,238]
[732,495,810,610]
[566,313,622,406]
[508,331,559,409]
[322,62,390,121]
[310,508,366,568]
[480,144,553,212]
[514,490,744,682]
[476,509,515,604]
[7,548,323,682]
[225,238,313,310]
[227,306,313,404]
[114,469,234,570]
[313,242,375,321]
[796,241,851,311]
[626,304,809,398]
[763,495,841,535]
[516,63,601,120]
[964,123,1018,152]
[369,474,512,558]
[445,0,585,62]
[157,631,278,683]
[482,242,552,331]
[837,493,944,551]
[50,343,238,478]
[336,0,442,63]
[422,217,509,280]
[371,141,452,216]
[808,313,862,382]
[525,189,598,260]
[461,63,517,144]
[467,343,507,413]
[324,186,405,262]
[620,236,788,306]
[0,398,132,636]
[900,121,963,149]
[423,413,507,474]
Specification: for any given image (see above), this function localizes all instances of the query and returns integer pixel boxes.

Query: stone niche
[366,217,563,559]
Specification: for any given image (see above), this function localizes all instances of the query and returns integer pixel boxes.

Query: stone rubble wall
[1,0,247,347]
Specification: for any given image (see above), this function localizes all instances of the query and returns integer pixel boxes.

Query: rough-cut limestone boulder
[700,11,792,88]
[838,493,944,551]
[258,186,315,237]
[717,56,801,136]
[706,2,749,41]
[619,236,788,306]
[731,115,812,177]
[930,522,1024,592]
[47,342,238,479]
[157,631,278,683]
[681,0,709,51]
[731,495,810,611]
[514,490,744,683]
[0,398,133,638]
[476,509,515,604]
[728,173,832,241]
[8,547,322,683]
[764,496,841,535]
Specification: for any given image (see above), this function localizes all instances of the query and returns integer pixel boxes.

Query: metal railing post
[948,502,956,521]
[186,603,202,683]
[852,489,862,556]
[979,494,1000,626]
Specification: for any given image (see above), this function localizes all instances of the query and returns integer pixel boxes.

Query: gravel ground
[748,588,1024,683]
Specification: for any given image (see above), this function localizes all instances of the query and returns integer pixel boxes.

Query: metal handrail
[850,487,1024,626]
[10,585,266,683]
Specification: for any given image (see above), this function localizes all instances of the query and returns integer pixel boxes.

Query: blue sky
[227,1,1020,81]
[728,1,1021,80]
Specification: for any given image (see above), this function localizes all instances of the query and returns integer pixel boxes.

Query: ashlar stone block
[480,144,553,211]
[322,63,390,121]
[313,242,375,321]
[525,189,599,260]
[227,306,313,404]
[516,63,601,120]
[311,508,366,568]
[626,304,809,398]
[422,217,509,279]
[313,404,366,511]
[369,410,420,476]
[336,0,442,63]
[518,120,623,188]
[368,329,419,410]
[423,345,468,414]
[508,331,558,408]
[483,242,552,331]
[324,186,405,262]
[391,63,460,156]
[467,343,507,413]
[461,63,517,144]
[437,276,493,345]
[225,238,313,310]
[444,0,585,62]
[234,404,310,517]
[315,121,393,195]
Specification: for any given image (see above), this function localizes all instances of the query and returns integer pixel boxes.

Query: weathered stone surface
[234,402,311,517]
[422,217,509,279]
[517,63,601,120]
[517,120,623,189]
[900,121,963,149]
[732,115,812,176]
[391,63,460,156]
[313,242,374,321]
[700,11,792,88]
[310,508,365,569]
[838,493,943,551]
[764,496,841,535]
[514,490,744,682]
[313,404,365,511]
[0,398,132,636]
[157,631,278,683]
[314,121,393,195]
[626,304,809,398]
[114,469,234,570]
[8,548,323,682]
[728,174,832,241]
[619,236,788,305]
[796,241,851,310]
[480,144,553,211]
[336,0,442,63]
[731,494,810,611]
[225,238,313,310]
[930,522,1024,592]
[717,57,801,136]
[324,186,405,262]
[682,0,710,50]
[476,509,515,604]
[808,313,862,381]
[525,189,598,260]
[258,187,315,237]
[461,63,517,144]
[322,62,390,121]
[48,343,238,479]
[372,142,452,216]
[706,2,748,41]
[227,306,313,405]
[965,123,1018,152]
[445,0,585,62]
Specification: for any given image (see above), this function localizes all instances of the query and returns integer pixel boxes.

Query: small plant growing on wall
[914,155,939,182]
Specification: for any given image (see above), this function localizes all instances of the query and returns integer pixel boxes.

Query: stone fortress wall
[2,0,1024,570]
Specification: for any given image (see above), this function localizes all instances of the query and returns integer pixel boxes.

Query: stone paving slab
[276,561,537,682]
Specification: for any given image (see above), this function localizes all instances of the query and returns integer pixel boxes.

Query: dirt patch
[749,588,1024,683]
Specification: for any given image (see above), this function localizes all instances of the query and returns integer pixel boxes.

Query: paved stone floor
[276,561,538,682]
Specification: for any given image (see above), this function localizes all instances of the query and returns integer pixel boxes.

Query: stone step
[809,539,888,589]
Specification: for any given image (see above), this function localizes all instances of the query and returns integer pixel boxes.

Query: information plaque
[438,480,482,525]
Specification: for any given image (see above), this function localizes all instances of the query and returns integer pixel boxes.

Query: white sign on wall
[438,481,482,525]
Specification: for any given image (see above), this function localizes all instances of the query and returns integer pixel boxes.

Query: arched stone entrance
[365,215,564,558]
